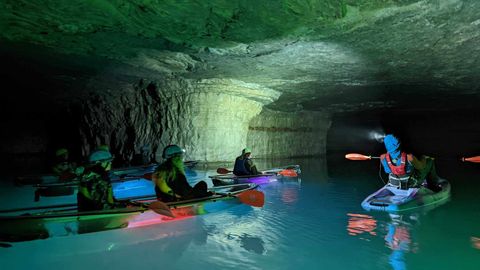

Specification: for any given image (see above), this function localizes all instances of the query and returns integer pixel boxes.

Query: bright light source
[368,130,385,143]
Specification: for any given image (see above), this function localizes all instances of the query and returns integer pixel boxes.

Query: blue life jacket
[233,156,251,176]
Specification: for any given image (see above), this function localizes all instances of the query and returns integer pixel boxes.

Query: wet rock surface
[1,0,480,171]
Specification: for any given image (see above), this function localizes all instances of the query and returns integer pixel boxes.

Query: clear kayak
[361,175,451,213]
[211,173,278,186]
[210,165,301,186]
[15,161,199,186]
[0,183,258,243]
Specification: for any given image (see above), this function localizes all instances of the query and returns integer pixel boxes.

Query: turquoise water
[1,158,479,269]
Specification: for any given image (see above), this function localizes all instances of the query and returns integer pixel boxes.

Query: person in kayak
[381,134,441,191]
[233,147,260,176]
[153,145,211,202]
[52,148,82,181]
[77,149,116,211]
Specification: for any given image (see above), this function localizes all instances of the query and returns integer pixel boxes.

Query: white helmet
[162,145,185,159]
[88,150,113,164]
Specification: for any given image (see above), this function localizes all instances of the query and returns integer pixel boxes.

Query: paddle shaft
[346,153,480,163]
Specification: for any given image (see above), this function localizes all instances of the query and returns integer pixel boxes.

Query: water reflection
[384,214,418,270]
[1,217,210,269]
[236,233,266,254]
[347,213,377,238]
[471,236,480,250]
[281,186,299,204]
[347,213,419,270]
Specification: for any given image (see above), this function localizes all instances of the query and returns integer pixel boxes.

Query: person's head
[88,150,113,171]
[162,144,185,161]
[96,144,110,152]
[383,134,401,153]
[55,148,69,161]
[242,147,252,158]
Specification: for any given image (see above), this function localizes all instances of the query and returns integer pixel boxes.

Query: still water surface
[1,157,479,269]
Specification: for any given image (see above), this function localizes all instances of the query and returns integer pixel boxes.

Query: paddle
[214,189,265,207]
[216,166,299,177]
[277,169,298,177]
[462,156,480,163]
[345,153,381,160]
[142,201,175,218]
[346,153,480,163]
[217,168,232,174]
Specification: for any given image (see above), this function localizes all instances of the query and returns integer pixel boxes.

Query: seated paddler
[381,134,441,191]
[77,149,116,211]
[153,145,211,202]
[233,147,260,176]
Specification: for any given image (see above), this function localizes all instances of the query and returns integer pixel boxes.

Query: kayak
[14,164,157,186]
[0,183,258,243]
[15,161,199,186]
[361,175,451,213]
[263,164,301,176]
[211,173,277,186]
[210,165,301,186]
[33,177,156,201]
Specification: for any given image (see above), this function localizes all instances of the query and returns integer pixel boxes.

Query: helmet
[162,145,185,159]
[55,148,68,157]
[242,147,251,155]
[96,144,110,152]
[384,134,401,153]
[88,150,113,164]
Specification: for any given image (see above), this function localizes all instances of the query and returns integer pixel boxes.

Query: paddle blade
[345,153,372,161]
[148,201,175,218]
[143,172,153,180]
[278,169,298,177]
[462,156,480,163]
[217,168,232,174]
[236,190,265,207]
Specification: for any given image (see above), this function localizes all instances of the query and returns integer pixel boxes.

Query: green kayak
[361,177,451,213]
[0,183,260,243]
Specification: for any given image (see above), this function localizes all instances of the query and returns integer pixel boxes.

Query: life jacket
[78,168,112,210]
[384,152,407,176]
[233,156,250,176]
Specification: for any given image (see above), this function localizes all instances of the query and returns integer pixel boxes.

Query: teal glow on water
[1,158,479,269]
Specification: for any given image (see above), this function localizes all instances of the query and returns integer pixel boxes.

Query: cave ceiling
[1,0,480,114]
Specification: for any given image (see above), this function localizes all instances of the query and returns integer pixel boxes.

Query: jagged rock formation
[1,0,480,170]
[78,77,279,163]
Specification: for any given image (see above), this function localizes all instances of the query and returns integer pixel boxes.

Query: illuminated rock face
[78,77,280,163]
[2,0,480,169]
[247,109,331,158]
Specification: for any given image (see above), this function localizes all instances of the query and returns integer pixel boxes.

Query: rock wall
[79,77,280,164]
[247,109,331,158]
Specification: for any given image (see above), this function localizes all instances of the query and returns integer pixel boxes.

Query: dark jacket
[77,165,114,211]
[233,155,259,176]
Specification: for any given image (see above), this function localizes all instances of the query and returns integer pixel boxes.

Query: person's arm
[380,155,392,174]
[410,155,426,171]
[107,183,114,204]
[79,185,92,199]
[152,170,180,198]
[246,159,259,175]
